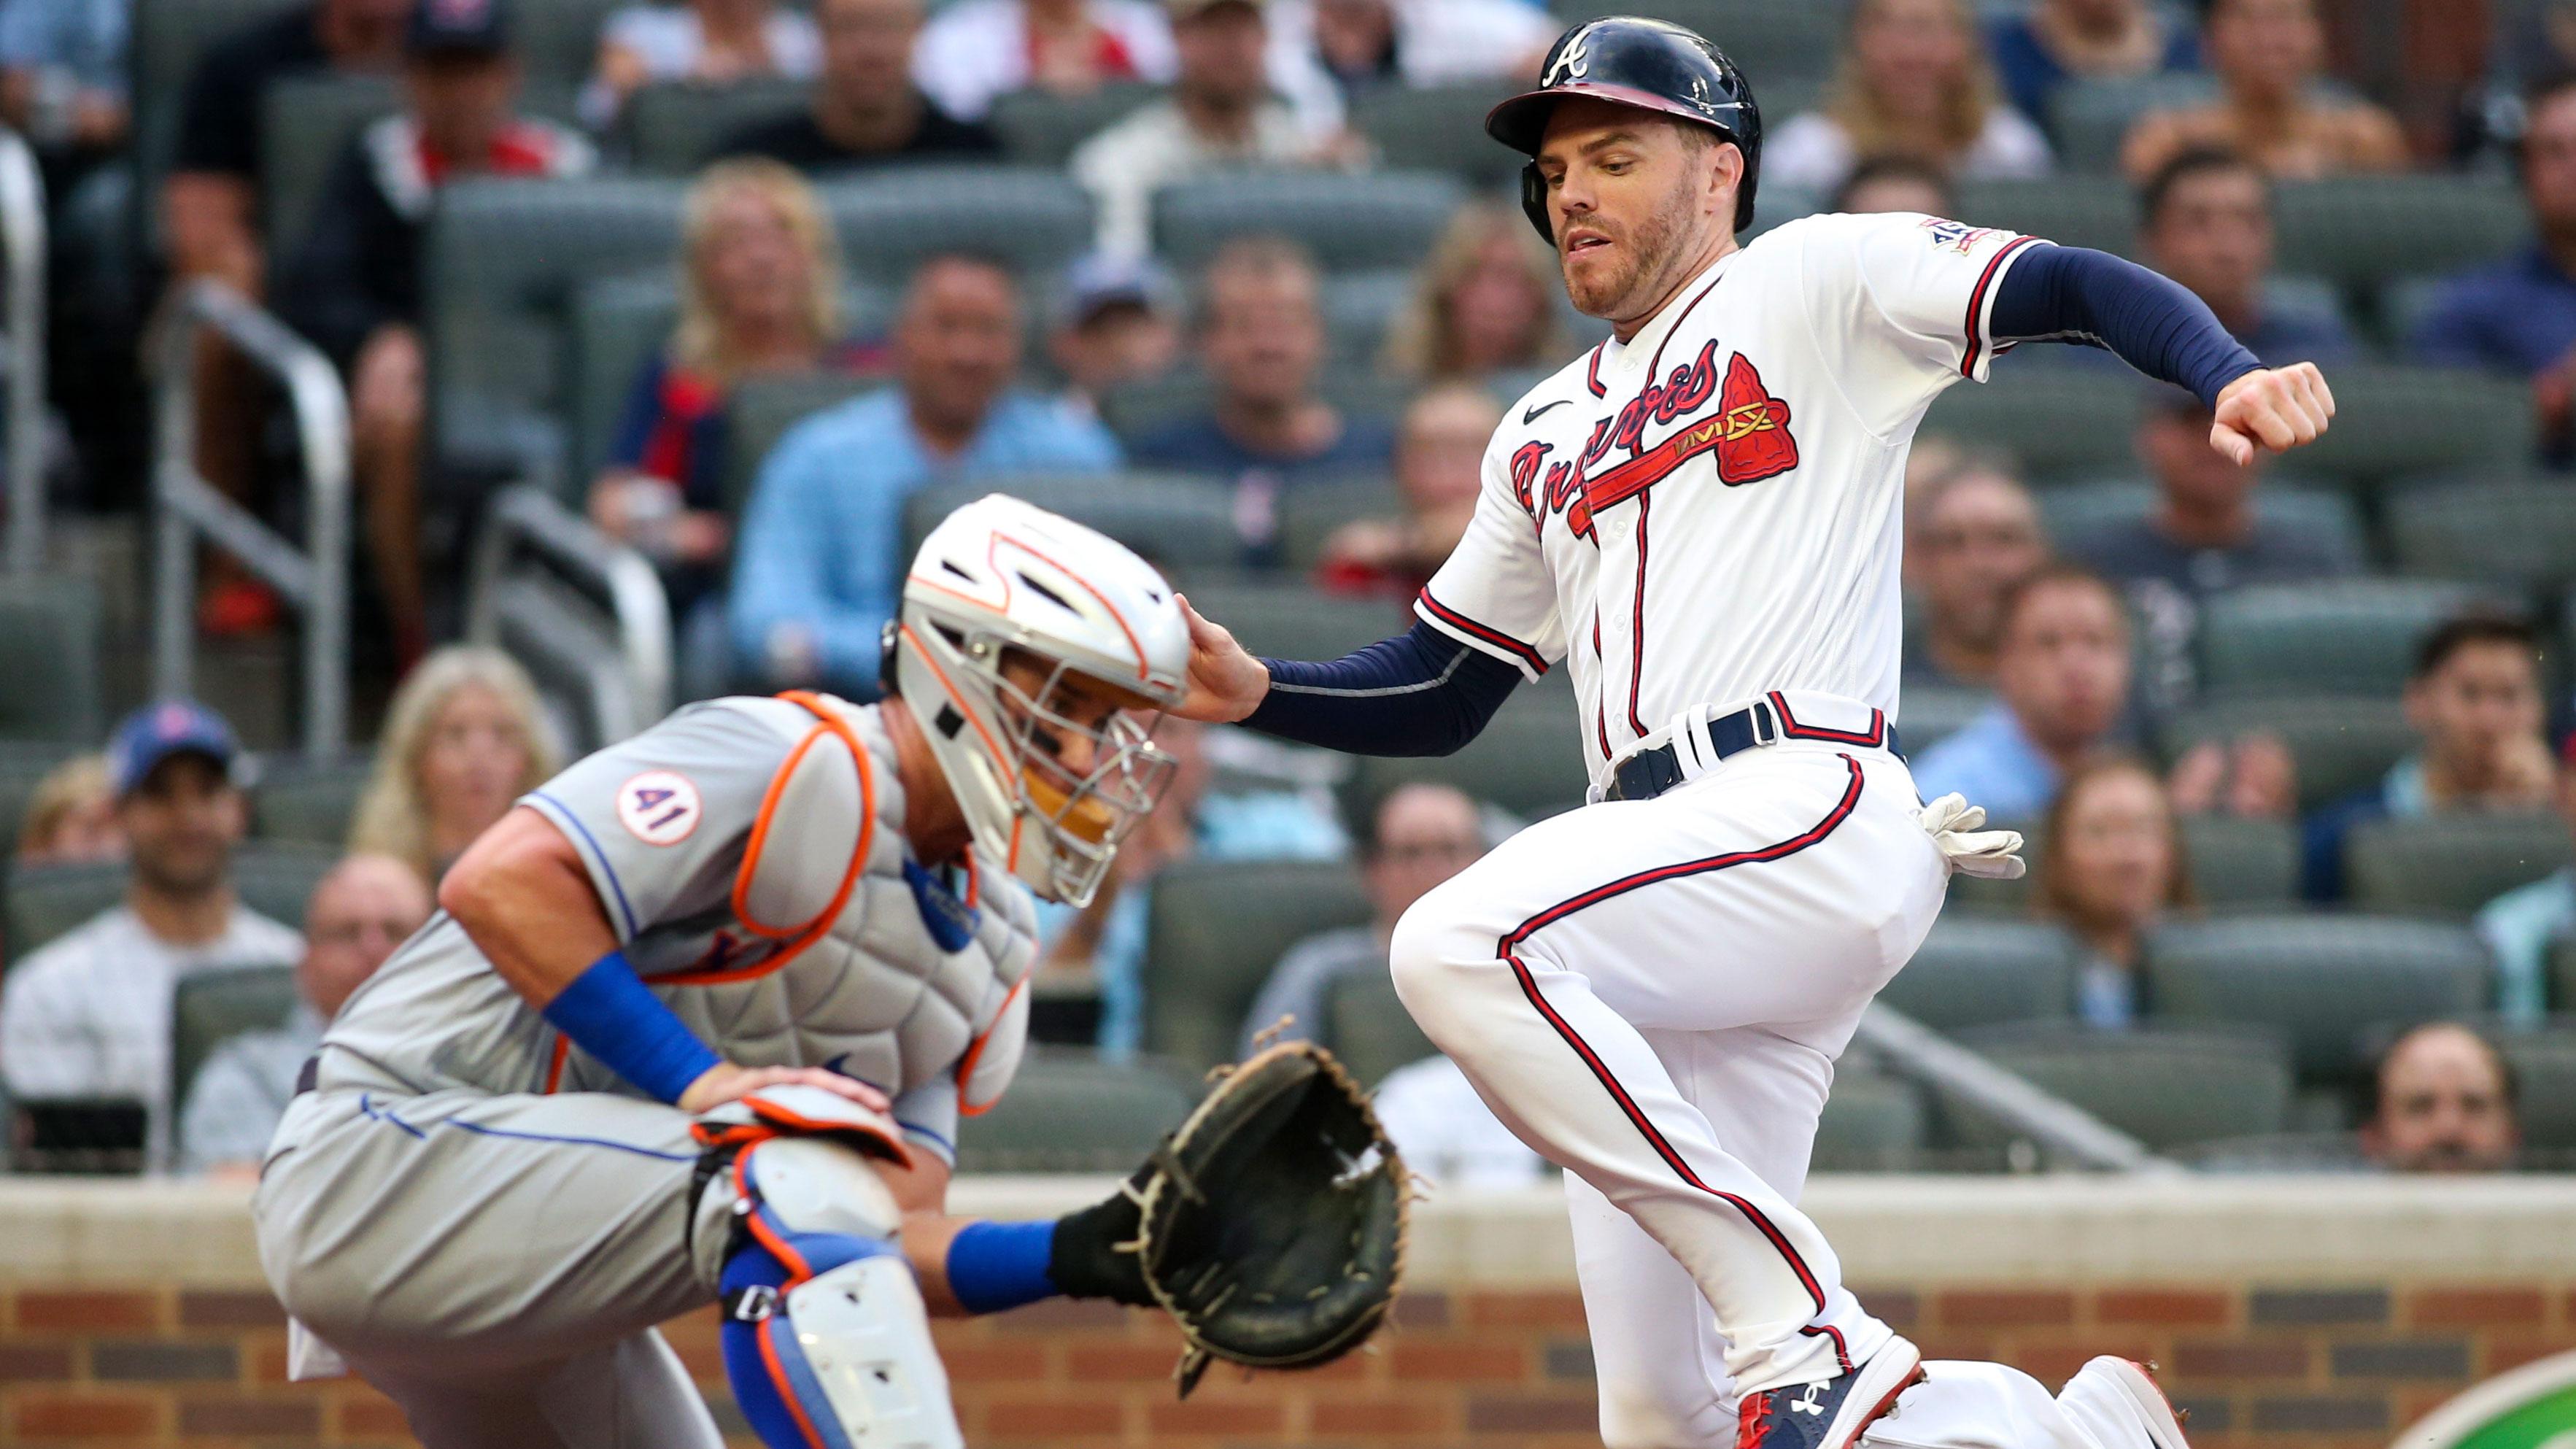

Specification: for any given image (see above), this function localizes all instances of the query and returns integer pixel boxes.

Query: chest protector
[560,694,1037,1113]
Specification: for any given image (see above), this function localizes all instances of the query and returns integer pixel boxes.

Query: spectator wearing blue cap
[1048,252,1183,417]
[0,702,302,1172]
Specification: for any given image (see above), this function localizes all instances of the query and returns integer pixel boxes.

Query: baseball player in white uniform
[1176,15,2332,1449]
[255,497,1196,1448]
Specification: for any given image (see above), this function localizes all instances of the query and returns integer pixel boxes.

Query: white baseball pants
[1390,728,1947,1441]
[1865,1359,2173,1449]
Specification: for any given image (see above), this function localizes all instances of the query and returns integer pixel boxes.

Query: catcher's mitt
[1135,1040,1409,1396]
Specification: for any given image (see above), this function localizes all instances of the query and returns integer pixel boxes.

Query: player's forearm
[439,806,622,1005]
[1988,244,2262,407]
[1242,619,1523,757]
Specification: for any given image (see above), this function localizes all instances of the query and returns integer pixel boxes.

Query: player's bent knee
[1386,892,1493,1043]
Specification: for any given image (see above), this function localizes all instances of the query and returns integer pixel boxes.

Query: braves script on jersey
[1416,210,2040,777]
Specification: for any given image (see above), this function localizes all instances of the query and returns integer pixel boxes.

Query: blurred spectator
[1316,385,1496,599]
[730,255,1121,692]
[1380,200,1570,386]
[1283,0,1550,104]
[281,0,595,668]
[2138,147,2355,364]
[714,0,999,171]
[1830,153,1955,215]
[589,161,864,624]
[177,854,430,1175]
[2475,734,2576,1027]
[348,646,561,886]
[2030,754,2196,1029]
[913,0,1175,124]
[12,754,123,869]
[2120,0,2405,182]
[1132,238,1396,501]
[1070,0,1343,259]
[2304,612,2555,900]
[165,0,411,637]
[1371,1052,1547,1188]
[2073,387,2353,714]
[1766,0,2052,198]
[2413,77,2576,467]
[1911,565,2130,820]
[1903,457,2047,689]
[583,0,821,129]
[2360,1022,2520,1173]
[0,703,302,1171]
[1049,252,1185,416]
[1043,717,1347,1055]
[1986,0,2197,134]
[0,0,128,163]
[1237,781,1484,1054]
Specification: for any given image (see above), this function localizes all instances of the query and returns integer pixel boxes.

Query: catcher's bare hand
[678,1061,891,1116]
[2211,363,2335,465]
[1173,594,1269,723]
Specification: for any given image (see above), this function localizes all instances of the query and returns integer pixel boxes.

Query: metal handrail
[465,484,672,745]
[0,127,45,574]
[1853,1004,2185,1175]
[149,282,351,760]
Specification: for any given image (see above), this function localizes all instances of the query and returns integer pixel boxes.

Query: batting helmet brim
[1485,81,1738,158]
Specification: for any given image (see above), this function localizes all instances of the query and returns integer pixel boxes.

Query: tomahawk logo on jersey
[1415,209,2046,781]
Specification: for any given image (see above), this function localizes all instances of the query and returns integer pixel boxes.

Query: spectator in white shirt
[582,0,822,128]
[911,0,1176,123]
[179,853,430,1177]
[1765,0,2053,198]
[1371,1054,1547,1188]
[0,702,301,1171]
[1070,0,1351,258]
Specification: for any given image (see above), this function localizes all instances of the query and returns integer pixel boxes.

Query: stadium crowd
[0,0,2572,1178]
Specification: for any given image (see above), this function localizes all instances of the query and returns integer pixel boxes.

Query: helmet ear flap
[1520,161,1552,245]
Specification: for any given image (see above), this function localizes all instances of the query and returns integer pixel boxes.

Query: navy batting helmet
[1486,15,1763,243]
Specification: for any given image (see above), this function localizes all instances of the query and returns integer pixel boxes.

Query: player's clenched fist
[1172,594,1269,723]
[2211,362,2335,465]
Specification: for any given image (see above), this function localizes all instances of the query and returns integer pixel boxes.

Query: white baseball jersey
[1417,211,2045,781]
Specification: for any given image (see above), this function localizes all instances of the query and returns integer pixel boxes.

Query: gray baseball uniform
[252,693,1037,1448]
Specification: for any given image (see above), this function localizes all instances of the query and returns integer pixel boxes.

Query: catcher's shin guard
[712,1137,962,1449]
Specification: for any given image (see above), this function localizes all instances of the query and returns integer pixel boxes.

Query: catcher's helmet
[1486,15,1762,243]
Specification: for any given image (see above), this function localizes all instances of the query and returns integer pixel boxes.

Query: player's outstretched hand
[2210,362,2335,465]
[677,1062,891,1116]
[1172,594,1269,724]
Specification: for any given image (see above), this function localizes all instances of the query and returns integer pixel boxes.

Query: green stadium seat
[1919,370,2142,481]
[2180,814,2300,908]
[0,575,104,744]
[990,83,1161,168]
[1546,0,1841,90]
[1342,678,1591,824]
[170,964,299,1129]
[820,166,1096,287]
[625,78,812,173]
[260,74,400,256]
[1895,684,1987,758]
[2157,695,2413,814]
[1811,1072,1928,1172]
[2387,482,2576,594]
[1944,1022,2294,1152]
[2144,913,2488,1080]
[2494,1025,2576,1152]
[5,843,338,962]
[1277,476,1400,568]
[2176,1129,2367,1172]
[2047,74,2220,175]
[954,1048,1201,1172]
[1953,177,2138,258]
[1325,970,1436,1089]
[721,371,881,515]
[1877,916,2077,1030]
[2040,479,2364,573]
[2195,579,2483,700]
[2285,365,2536,490]
[2343,813,2572,919]
[1352,82,1529,185]
[2271,175,2530,292]
[900,474,1241,569]
[1153,171,1469,274]
[1179,580,1410,662]
[565,273,680,487]
[1145,858,1369,1071]
[252,755,377,849]
[513,0,634,88]
[1321,268,1415,364]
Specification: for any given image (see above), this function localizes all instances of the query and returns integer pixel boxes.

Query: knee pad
[716,1138,961,1449]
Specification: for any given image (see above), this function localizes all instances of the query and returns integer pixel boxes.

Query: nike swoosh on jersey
[1523,398,1571,423]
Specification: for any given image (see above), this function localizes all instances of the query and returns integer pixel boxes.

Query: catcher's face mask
[991,648,1179,904]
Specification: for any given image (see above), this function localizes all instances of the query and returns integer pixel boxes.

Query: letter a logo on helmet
[1544,23,1595,85]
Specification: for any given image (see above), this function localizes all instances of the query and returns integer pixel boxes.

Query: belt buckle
[1749,698,1781,747]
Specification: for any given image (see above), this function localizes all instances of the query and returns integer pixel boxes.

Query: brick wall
[4,1279,2572,1448]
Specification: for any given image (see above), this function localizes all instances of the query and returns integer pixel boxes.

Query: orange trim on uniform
[954,977,1027,1118]
[735,1151,815,1279]
[746,1097,914,1167]
[543,1034,571,1094]
[730,723,835,939]
[757,1318,832,1449]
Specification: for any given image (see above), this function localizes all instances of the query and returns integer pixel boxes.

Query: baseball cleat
[1736,1336,1925,1449]
[2063,1357,2191,1449]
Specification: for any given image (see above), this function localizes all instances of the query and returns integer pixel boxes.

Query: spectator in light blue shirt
[1912,565,2135,824]
[0,0,128,155]
[2474,734,2576,1027]
[728,254,1121,692]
